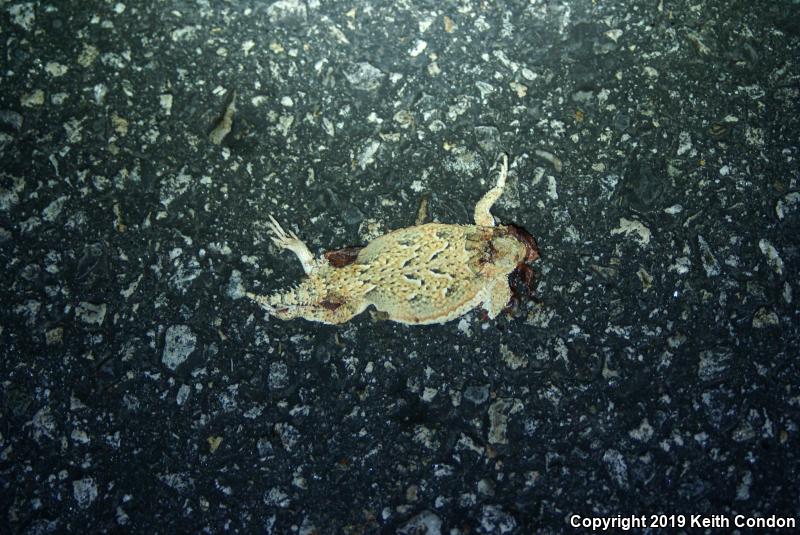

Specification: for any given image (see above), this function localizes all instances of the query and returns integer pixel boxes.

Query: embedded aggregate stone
[161,325,197,371]
[72,478,98,509]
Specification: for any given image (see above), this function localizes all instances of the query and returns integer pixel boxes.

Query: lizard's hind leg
[267,215,318,274]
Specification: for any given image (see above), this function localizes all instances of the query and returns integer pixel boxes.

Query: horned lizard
[247,154,539,325]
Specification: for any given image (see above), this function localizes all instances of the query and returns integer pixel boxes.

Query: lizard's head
[505,224,540,264]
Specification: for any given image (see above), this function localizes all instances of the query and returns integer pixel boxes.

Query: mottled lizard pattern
[248,154,539,325]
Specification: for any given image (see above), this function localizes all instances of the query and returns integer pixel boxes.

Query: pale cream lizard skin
[247,154,540,325]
